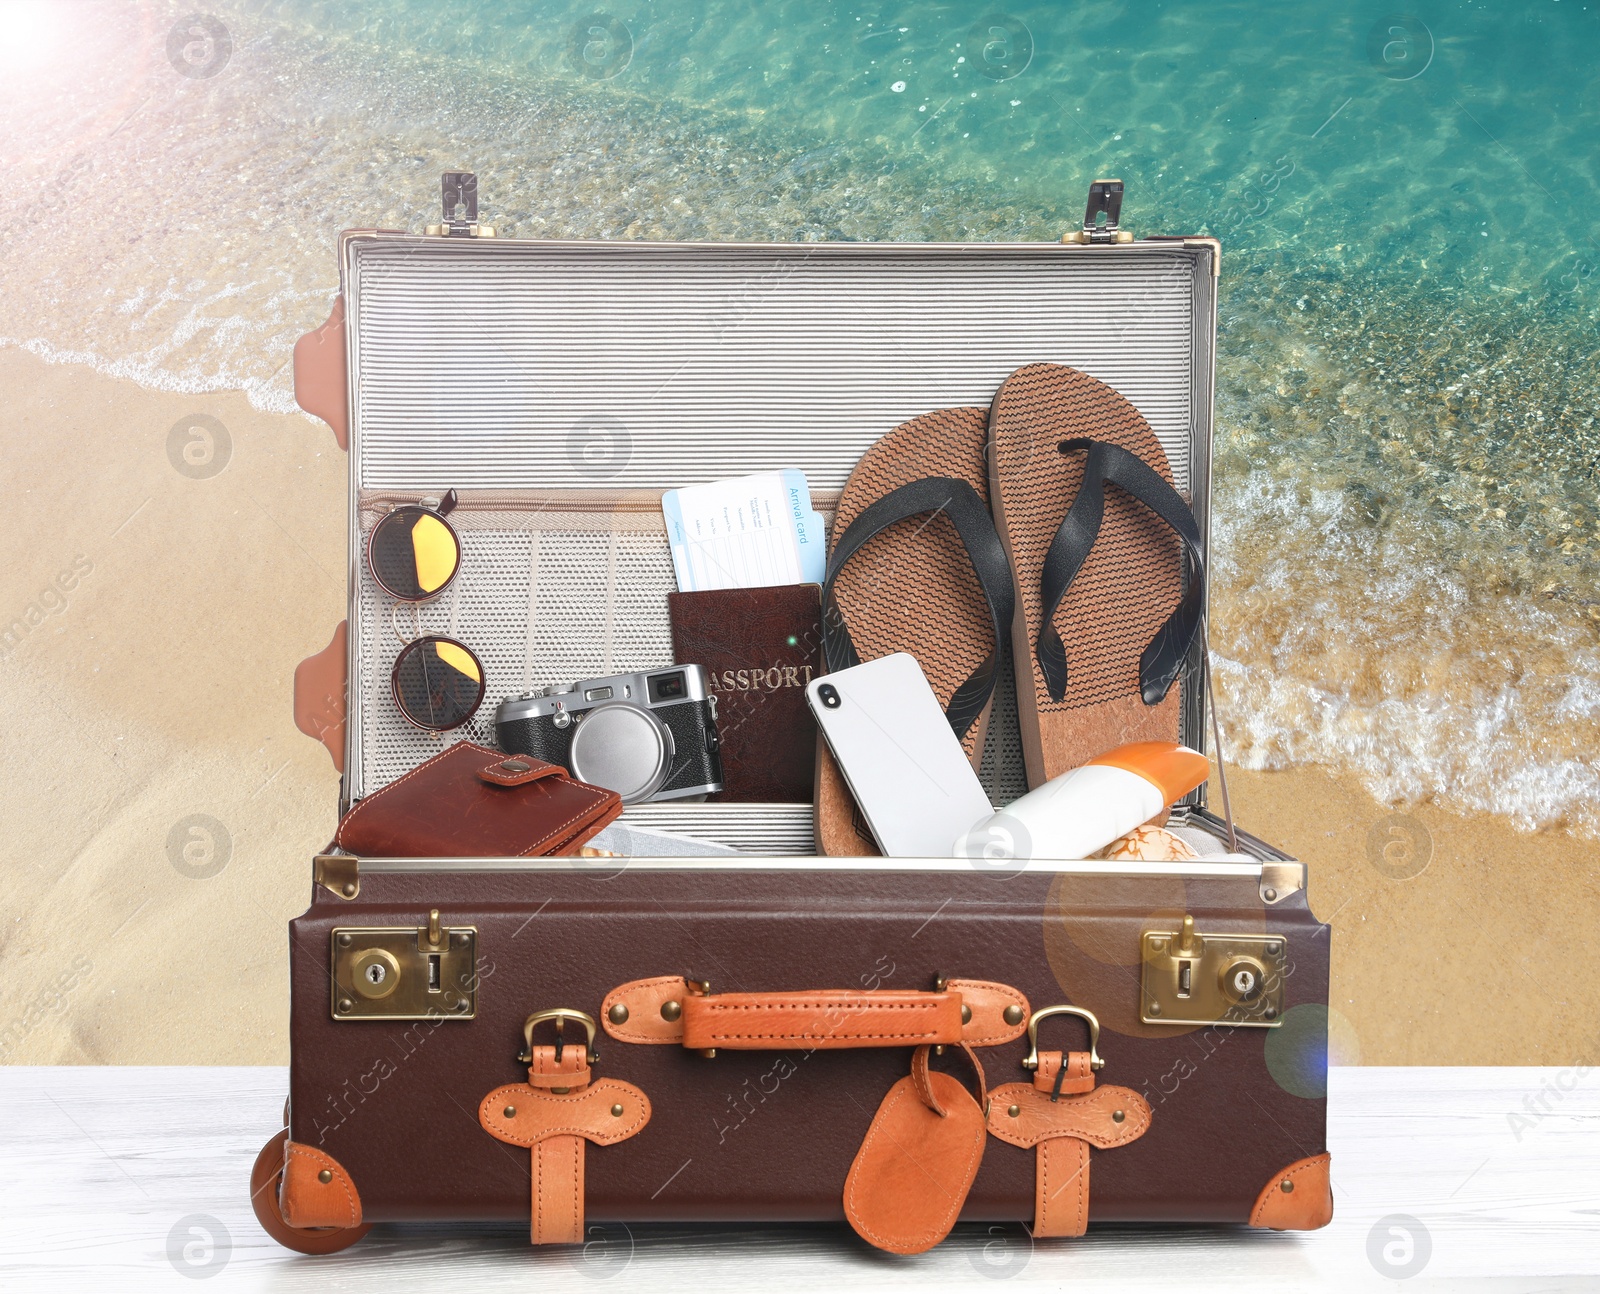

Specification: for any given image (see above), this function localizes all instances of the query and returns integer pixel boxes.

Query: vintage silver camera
[494,665,722,804]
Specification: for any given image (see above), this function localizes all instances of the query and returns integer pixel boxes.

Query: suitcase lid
[323,176,1220,841]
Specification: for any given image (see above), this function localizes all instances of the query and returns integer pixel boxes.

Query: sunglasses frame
[367,491,485,732]
[365,492,464,603]
[388,633,488,733]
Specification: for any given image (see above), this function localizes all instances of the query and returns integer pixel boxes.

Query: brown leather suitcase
[259,175,1332,1255]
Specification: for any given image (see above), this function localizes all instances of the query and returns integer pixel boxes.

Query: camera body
[494,665,722,804]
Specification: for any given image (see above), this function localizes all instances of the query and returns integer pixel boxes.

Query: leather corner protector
[293,294,349,451]
[601,977,688,1044]
[293,621,347,773]
[948,979,1030,1046]
[279,1141,362,1229]
[986,1083,1152,1150]
[1250,1152,1333,1231]
[480,1080,651,1148]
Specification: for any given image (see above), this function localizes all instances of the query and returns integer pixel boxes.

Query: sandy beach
[1,347,1595,1066]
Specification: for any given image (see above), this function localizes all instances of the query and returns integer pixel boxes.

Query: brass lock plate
[331,919,478,1021]
[1140,921,1286,1028]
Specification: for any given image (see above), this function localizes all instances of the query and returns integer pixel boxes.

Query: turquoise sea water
[3,0,1598,832]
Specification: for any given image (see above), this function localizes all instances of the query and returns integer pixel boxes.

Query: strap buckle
[1023,1005,1104,1072]
[519,1008,599,1065]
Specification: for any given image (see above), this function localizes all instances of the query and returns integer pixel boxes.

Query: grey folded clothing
[582,821,742,857]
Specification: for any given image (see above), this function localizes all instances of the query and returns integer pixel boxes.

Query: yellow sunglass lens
[433,640,481,684]
[411,513,459,594]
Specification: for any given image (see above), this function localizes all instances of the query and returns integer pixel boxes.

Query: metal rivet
[1281,1178,1295,1193]
[500,759,531,773]
[960,1005,972,1024]
[1148,1002,1162,1016]
[453,932,469,946]
[337,933,352,947]
[337,998,353,1013]
[1112,1109,1125,1123]
[550,1087,570,1095]
[611,1104,624,1118]
[661,1000,682,1022]
[1266,941,1282,955]
[1003,1004,1025,1026]
[608,1003,630,1025]
[1263,888,1278,902]
[1007,1104,1020,1118]
[342,882,357,897]
[1264,1005,1278,1020]
[503,1105,517,1119]
[318,1169,333,1184]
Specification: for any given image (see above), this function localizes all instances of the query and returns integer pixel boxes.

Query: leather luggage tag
[843,1044,988,1255]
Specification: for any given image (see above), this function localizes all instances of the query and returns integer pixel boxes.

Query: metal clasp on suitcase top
[1023,1005,1104,1072]
[519,1009,599,1067]
[330,911,478,1021]
[1140,916,1287,1028]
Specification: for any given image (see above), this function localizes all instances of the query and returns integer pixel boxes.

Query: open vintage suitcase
[258,174,1332,1254]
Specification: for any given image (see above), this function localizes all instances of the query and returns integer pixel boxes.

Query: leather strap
[479,1070,651,1246]
[1037,438,1204,704]
[477,755,565,787]
[601,976,1030,1048]
[909,1041,988,1117]
[986,1080,1152,1240]
[681,988,964,1051]
[1036,1136,1091,1238]
[985,1082,1151,1150]
[1032,1050,1095,1097]
[531,1135,584,1244]
[524,1043,591,1090]
[821,477,1015,741]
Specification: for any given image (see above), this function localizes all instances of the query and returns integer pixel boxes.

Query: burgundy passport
[668,584,823,803]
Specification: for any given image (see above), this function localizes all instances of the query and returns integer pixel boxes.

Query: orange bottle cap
[1085,741,1209,807]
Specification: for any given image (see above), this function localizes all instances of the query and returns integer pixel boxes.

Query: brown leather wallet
[333,741,623,858]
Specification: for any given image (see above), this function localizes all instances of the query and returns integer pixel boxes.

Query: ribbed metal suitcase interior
[338,233,1222,851]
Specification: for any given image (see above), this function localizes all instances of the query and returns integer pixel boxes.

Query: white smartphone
[806,652,994,857]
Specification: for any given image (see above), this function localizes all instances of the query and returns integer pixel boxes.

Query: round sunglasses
[366,491,486,732]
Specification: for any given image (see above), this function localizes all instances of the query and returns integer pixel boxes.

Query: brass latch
[425,171,496,238]
[1140,916,1286,1028]
[331,909,479,1020]
[1061,178,1134,245]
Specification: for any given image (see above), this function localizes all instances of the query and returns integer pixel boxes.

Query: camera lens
[818,683,841,709]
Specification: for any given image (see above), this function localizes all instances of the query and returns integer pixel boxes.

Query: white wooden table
[1,1067,1595,1291]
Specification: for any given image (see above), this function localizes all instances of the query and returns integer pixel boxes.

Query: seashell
[1092,825,1199,862]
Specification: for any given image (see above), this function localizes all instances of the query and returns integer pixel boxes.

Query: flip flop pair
[816,364,1204,856]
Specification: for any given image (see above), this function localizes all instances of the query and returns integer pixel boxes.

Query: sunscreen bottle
[954,741,1210,862]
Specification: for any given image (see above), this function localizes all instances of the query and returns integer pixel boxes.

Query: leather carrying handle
[681,989,965,1051]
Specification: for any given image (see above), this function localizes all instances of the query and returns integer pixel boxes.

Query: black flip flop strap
[823,477,1015,743]
[1038,439,1204,705]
